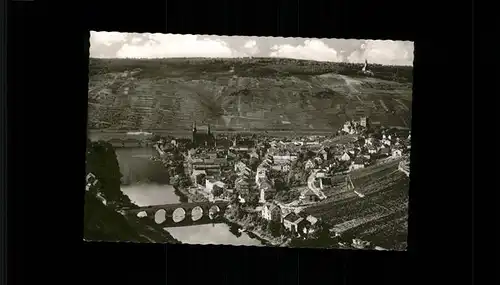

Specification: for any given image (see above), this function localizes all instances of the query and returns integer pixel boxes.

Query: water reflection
[115,147,264,246]
[155,209,167,224]
[122,183,180,206]
[166,224,263,246]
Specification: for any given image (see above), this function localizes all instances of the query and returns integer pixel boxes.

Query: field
[88,58,413,131]
[303,160,409,250]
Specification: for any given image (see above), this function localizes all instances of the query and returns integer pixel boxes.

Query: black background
[5,0,473,284]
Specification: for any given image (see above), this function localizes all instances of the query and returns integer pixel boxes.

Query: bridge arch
[155,209,167,224]
[137,211,148,218]
[172,207,186,223]
[208,205,221,220]
[191,206,204,221]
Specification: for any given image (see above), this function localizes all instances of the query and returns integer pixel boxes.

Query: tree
[178,176,192,188]
[152,134,163,144]
[273,177,289,192]
[249,157,260,171]
[243,191,260,206]
[263,190,275,201]
[267,221,281,237]
[229,193,240,205]
[212,185,224,197]
[195,173,206,185]
[171,175,180,187]
[260,220,269,231]
[86,141,132,208]
[309,220,330,241]
[279,224,288,237]
[305,150,316,160]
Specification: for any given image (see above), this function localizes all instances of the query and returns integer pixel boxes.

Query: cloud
[90,32,414,66]
[242,40,259,56]
[90,31,127,46]
[131,37,143,44]
[115,34,236,59]
[244,40,256,49]
[348,40,414,66]
[269,39,341,62]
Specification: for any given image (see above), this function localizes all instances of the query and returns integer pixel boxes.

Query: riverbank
[224,212,287,247]
[174,185,208,203]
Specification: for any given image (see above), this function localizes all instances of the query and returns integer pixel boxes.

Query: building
[340,152,351,161]
[343,121,353,133]
[255,166,269,185]
[85,173,99,191]
[300,189,320,202]
[261,202,282,223]
[304,159,315,170]
[365,137,374,146]
[350,157,365,171]
[370,121,381,129]
[271,161,291,173]
[282,164,291,172]
[192,121,215,148]
[272,155,298,164]
[249,150,260,159]
[191,169,207,185]
[318,149,328,160]
[215,138,232,149]
[235,176,251,194]
[234,161,249,173]
[392,149,403,158]
[301,215,319,235]
[205,178,226,194]
[360,116,369,128]
[191,162,221,171]
[283,212,306,234]
[379,147,391,157]
[231,138,255,151]
[259,179,275,203]
[367,145,377,154]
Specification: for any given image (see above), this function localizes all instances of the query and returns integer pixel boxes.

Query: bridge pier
[121,201,230,227]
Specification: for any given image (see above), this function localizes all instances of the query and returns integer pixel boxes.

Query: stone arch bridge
[120,201,230,228]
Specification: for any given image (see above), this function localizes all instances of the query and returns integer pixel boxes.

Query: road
[306,170,327,200]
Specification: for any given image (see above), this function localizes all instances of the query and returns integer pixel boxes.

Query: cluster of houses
[255,155,278,203]
[159,121,410,209]
[182,134,310,204]
[233,161,254,203]
[342,117,369,135]
[185,149,231,199]
[261,202,320,237]
[302,130,411,175]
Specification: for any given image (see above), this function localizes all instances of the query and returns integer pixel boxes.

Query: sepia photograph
[84,31,413,251]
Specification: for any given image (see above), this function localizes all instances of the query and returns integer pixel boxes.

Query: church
[192,121,215,148]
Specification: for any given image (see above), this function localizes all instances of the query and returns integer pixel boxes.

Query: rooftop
[284,212,303,223]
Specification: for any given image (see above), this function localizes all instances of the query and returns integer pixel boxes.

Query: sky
[89,31,414,66]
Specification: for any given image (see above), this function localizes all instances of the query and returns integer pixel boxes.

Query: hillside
[88,58,413,132]
[83,192,180,243]
[84,140,180,244]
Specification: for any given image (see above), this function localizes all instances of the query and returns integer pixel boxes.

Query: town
[147,116,411,250]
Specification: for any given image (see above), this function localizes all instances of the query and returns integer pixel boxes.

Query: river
[115,147,264,246]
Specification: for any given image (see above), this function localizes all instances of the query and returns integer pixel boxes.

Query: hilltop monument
[361,59,374,76]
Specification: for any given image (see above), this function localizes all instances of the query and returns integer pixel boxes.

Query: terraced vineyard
[303,160,409,250]
[88,58,412,131]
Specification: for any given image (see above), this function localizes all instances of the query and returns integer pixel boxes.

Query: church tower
[192,121,197,145]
